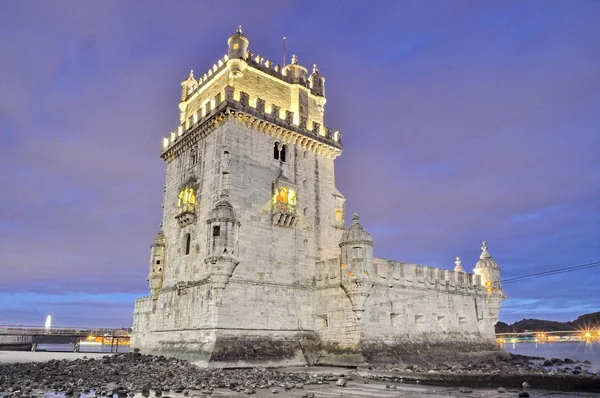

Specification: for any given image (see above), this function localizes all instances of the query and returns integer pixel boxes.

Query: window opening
[184,234,191,255]
[212,225,221,237]
[280,145,287,162]
[353,246,363,259]
[273,142,280,160]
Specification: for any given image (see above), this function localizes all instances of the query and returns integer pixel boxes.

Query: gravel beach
[0,352,598,397]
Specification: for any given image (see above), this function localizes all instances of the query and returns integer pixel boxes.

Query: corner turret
[227,25,249,59]
[148,230,166,308]
[473,241,506,326]
[308,64,325,97]
[339,214,375,320]
[181,70,198,102]
[473,241,501,291]
[204,192,241,306]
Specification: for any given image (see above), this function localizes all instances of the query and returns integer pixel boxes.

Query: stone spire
[480,241,491,259]
[454,256,465,272]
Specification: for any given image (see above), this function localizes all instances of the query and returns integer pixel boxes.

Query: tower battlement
[161,86,342,161]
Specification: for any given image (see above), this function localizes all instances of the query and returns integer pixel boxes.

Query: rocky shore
[359,353,600,391]
[0,352,598,397]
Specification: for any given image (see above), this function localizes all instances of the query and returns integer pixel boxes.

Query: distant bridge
[0,326,130,352]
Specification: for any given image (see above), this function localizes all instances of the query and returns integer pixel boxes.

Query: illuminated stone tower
[132,27,504,367]
[132,27,345,365]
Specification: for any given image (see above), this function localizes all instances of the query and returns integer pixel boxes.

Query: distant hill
[496,311,600,333]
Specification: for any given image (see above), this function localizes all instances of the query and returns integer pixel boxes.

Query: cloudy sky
[1,1,598,328]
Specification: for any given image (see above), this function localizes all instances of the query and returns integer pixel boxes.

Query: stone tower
[132,28,505,367]
[132,27,345,365]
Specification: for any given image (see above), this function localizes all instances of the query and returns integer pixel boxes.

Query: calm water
[37,344,130,354]
[503,341,600,372]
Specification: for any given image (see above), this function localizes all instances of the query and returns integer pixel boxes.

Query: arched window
[273,142,280,160]
[184,234,191,255]
[190,149,197,167]
[280,144,287,162]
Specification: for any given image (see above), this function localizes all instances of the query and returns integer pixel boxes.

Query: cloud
[0,0,599,327]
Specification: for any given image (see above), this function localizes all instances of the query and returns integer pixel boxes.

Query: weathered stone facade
[132,27,506,367]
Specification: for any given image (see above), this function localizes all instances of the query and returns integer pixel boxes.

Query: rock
[458,387,473,393]
[271,388,278,394]
[497,387,506,393]
[518,393,530,398]
[300,394,314,398]
[335,378,347,387]
[243,389,255,395]
[521,381,530,389]
[564,358,575,364]
[542,360,553,366]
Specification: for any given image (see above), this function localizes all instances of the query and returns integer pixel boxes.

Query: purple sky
[1,1,599,328]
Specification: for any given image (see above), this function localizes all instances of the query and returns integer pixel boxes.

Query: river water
[503,341,600,372]
[36,344,129,354]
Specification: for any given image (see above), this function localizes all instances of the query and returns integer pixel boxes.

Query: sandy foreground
[0,352,598,398]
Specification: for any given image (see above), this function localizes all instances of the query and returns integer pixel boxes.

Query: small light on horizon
[44,315,52,330]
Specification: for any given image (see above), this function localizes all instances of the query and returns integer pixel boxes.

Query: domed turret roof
[228,25,248,45]
[208,191,237,222]
[340,214,373,245]
[474,241,499,269]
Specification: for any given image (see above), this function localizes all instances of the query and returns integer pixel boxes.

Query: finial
[454,256,465,272]
[291,54,298,64]
[352,213,360,222]
[220,190,229,199]
[480,241,491,259]
[237,25,242,34]
[189,69,194,79]
[312,64,319,73]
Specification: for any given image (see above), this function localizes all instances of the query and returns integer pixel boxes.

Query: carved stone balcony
[175,203,196,227]
[272,202,296,228]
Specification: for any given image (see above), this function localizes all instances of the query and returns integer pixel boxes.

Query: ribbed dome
[475,241,499,269]
[340,214,373,245]
[208,192,237,222]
